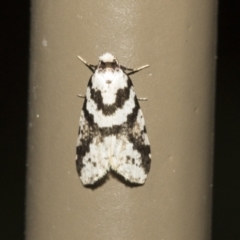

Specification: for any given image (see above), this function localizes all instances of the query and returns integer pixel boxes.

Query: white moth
[76,53,151,185]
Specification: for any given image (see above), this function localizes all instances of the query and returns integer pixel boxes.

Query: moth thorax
[98,61,119,71]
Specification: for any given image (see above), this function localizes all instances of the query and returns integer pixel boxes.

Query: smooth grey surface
[26,1,217,239]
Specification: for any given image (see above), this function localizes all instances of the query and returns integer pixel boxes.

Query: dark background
[1,1,239,239]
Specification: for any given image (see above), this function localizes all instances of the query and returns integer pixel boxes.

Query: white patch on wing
[92,70,128,105]
[135,109,150,146]
[136,109,146,130]
[86,87,136,128]
[109,135,147,184]
[79,137,111,185]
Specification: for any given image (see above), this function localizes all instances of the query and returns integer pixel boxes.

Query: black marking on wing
[89,77,132,116]
[125,97,151,173]
[76,96,99,175]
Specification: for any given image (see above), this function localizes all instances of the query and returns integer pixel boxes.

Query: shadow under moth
[76,53,151,185]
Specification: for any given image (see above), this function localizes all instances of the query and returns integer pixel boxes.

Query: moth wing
[76,100,109,185]
[110,96,151,184]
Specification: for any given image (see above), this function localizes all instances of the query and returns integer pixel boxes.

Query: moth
[76,53,151,185]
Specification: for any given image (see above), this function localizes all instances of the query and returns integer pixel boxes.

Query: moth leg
[77,56,96,73]
[138,97,148,101]
[123,64,149,75]
[77,94,86,99]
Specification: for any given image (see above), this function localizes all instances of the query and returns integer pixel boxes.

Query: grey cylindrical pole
[26,1,217,239]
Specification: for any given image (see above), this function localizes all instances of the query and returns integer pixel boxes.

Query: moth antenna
[77,56,96,73]
[138,97,148,101]
[77,94,86,99]
[125,64,149,75]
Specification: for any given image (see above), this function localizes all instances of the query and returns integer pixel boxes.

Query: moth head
[98,53,120,71]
